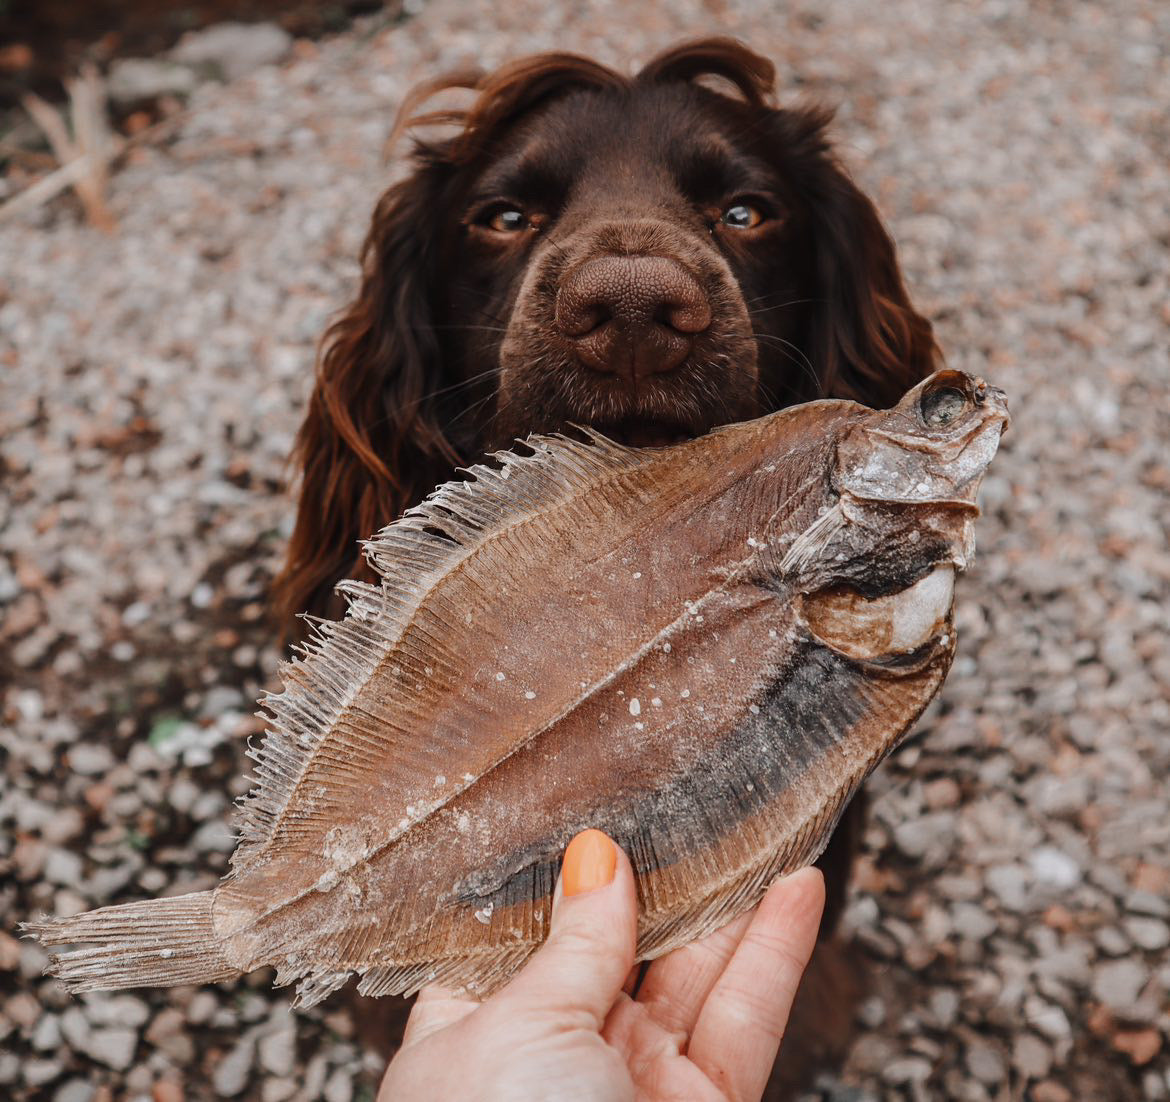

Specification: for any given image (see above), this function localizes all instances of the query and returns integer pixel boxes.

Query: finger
[687,867,825,1102]
[399,984,480,1048]
[634,905,755,1038]
[603,995,725,1102]
[498,829,637,1028]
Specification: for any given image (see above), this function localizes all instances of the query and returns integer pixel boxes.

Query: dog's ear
[769,106,941,407]
[274,161,463,625]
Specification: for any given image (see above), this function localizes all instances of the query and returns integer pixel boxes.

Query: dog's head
[278,38,939,618]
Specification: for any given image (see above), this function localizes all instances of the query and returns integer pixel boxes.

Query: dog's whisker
[747,297,823,316]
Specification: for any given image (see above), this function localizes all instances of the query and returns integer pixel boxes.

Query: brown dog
[276,37,938,1095]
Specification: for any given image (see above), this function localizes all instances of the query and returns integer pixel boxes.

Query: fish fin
[233,429,649,867]
[351,944,536,1002]
[23,890,236,992]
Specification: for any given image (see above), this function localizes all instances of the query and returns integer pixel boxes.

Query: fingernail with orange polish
[562,829,616,896]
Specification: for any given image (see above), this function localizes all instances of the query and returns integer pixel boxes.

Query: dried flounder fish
[29,370,1009,1005]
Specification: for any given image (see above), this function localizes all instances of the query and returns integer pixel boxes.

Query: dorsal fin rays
[232,430,650,867]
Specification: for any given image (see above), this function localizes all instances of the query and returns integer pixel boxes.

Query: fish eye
[921,386,968,427]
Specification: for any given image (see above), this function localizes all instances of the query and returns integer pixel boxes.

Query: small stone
[43,848,85,886]
[192,819,237,854]
[261,1080,297,1102]
[68,744,115,776]
[53,1080,96,1102]
[323,1068,353,1102]
[84,994,151,1029]
[171,22,293,82]
[258,1021,297,1077]
[1112,1028,1162,1066]
[87,1027,139,1070]
[0,1052,20,1084]
[145,1007,184,1044]
[145,1007,192,1062]
[32,1012,62,1051]
[185,991,219,1024]
[951,901,997,942]
[964,1041,1006,1084]
[59,1006,91,1050]
[213,1029,259,1097]
[922,776,961,809]
[1024,998,1071,1041]
[304,1054,329,1099]
[892,812,954,864]
[1095,924,1131,956]
[856,996,886,1028]
[1126,890,1170,918]
[153,1081,185,1102]
[1012,1033,1052,1080]
[24,1059,65,1087]
[882,1057,931,1084]
[41,807,85,845]
[1029,846,1080,890]
[1031,1083,1073,1102]
[14,837,48,880]
[1123,916,1170,952]
[107,58,198,106]
[6,991,42,1029]
[985,863,1030,911]
[1092,958,1146,1011]
[928,988,960,1028]
[0,931,21,971]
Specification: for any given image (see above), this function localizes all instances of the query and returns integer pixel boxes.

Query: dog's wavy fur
[274,38,938,1095]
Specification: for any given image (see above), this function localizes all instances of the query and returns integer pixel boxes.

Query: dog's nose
[555,255,712,379]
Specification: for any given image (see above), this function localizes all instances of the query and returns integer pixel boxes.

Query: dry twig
[3,64,122,230]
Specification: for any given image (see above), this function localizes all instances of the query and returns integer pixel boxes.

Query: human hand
[378,829,825,1101]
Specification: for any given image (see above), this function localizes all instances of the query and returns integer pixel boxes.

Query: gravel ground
[2,1,1168,1099]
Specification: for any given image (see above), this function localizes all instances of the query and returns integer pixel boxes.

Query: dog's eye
[720,202,765,230]
[485,208,529,233]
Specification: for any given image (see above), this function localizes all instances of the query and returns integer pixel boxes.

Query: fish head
[836,370,1010,509]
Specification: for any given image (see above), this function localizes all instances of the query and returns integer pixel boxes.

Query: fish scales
[28,370,1009,1005]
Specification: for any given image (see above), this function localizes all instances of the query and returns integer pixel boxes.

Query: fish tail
[23,890,237,992]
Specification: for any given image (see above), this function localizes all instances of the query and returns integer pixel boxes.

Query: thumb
[499,829,637,1027]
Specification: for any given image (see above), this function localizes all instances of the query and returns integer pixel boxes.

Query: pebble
[24,1060,65,1087]
[42,848,85,886]
[1024,998,1072,1042]
[1028,847,1080,890]
[31,1014,62,1052]
[83,994,151,1029]
[985,864,1030,912]
[1124,917,1170,952]
[212,1031,257,1098]
[1092,959,1148,1012]
[52,1081,96,1102]
[171,21,293,82]
[323,1069,354,1102]
[257,1020,297,1077]
[951,902,997,942]
[191,819,238,853]
[67,744,116,776]
[86,1028,139,1071]
[964,1041,1006,1085]
[892,812,955,864]
[1031,1083,1073,1102]
[882,1056,932,1084]
[261,1080,297,1102]
[1012,1034,1052,1080]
